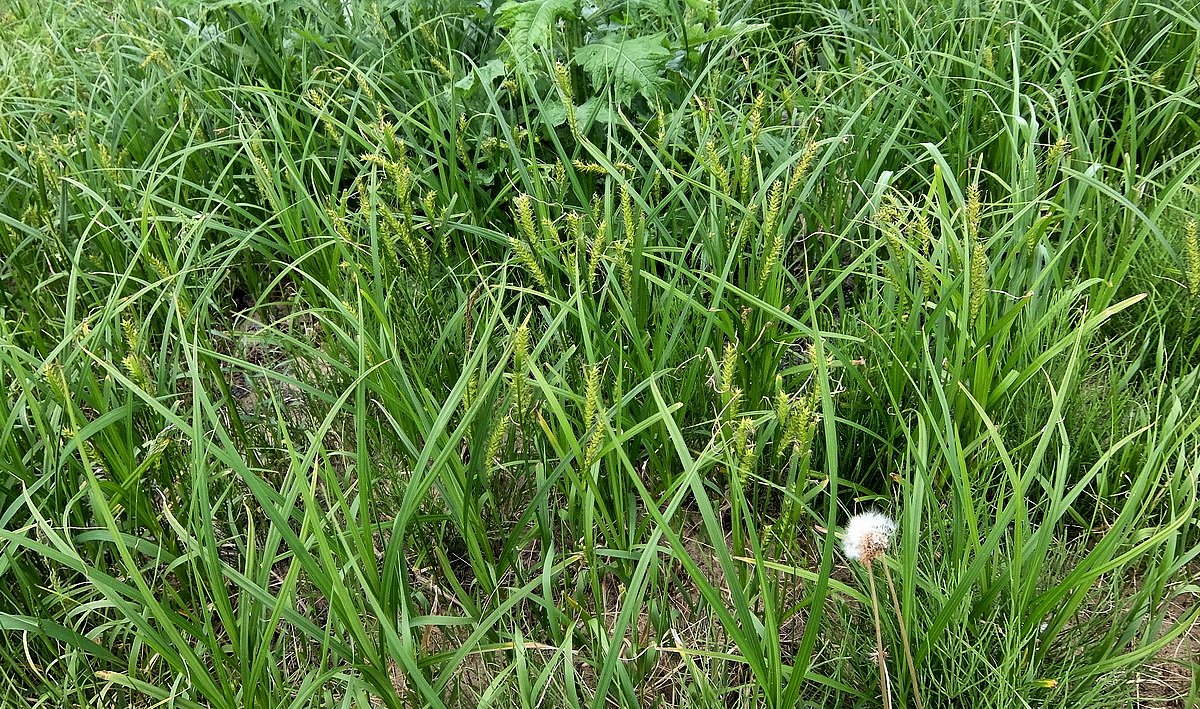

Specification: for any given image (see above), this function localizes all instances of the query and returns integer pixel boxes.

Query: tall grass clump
[1,0,1198,706]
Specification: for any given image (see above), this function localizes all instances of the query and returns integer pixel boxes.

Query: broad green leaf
[541,97,617,128]
[454,58,508,92]
[496,0,577,62]
[573,34,672,104]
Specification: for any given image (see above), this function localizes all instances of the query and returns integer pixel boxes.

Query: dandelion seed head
[842,511,895,565]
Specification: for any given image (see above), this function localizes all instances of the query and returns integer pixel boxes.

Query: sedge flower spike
[843,511,896,565]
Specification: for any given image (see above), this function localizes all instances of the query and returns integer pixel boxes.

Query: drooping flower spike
[842,511,896,565]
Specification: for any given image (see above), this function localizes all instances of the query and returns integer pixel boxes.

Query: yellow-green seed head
[582,363,601,427]
[512,324,530,372]
[1184,218,1200,296]
[509,236,548,289]
[513,193,538,242]
[966,182,982,240]
[719,341,738,393]
[704,140,731,193]
[485,413,510,463]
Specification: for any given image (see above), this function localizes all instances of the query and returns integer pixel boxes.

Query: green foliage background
[1,0,1199,706]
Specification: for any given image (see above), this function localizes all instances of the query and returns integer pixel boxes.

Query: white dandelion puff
[842,511,896,565]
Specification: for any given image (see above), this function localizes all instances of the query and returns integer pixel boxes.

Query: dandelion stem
[866,560,893,709]
[881,558,923,709]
